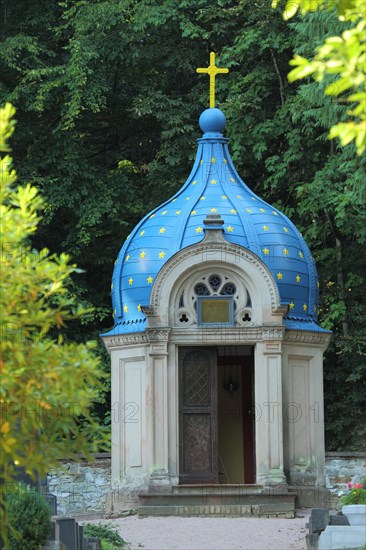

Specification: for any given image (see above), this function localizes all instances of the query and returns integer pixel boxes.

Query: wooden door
[179,347,218,484]
[242,353,255,483]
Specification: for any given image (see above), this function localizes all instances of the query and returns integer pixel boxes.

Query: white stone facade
[102,229,331,502]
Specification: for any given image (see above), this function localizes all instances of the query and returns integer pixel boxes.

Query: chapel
[102,53,332,516]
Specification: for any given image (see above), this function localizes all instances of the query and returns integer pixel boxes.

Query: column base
[148,469,172,494]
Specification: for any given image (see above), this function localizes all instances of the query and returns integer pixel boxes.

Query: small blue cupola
[105,107,323,335]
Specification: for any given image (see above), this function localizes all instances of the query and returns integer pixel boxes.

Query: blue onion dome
[105,108,322,335]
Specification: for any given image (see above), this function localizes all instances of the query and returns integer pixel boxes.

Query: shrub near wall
[5,483,50,550]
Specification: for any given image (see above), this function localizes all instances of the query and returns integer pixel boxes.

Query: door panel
[179,348,218,483]
[242,353,255,483]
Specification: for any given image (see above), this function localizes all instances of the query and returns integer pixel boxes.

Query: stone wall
[47,452,366,515]
[325,452,366,499]
[47,454,111,516]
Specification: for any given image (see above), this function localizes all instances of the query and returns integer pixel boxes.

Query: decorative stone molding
[284,330,332,347]
[102,332,148,351]
[147,328,171,342]
[140,306,156,316]
[170,326,284,344]
[174,268,255,328]
[150,240,281,314]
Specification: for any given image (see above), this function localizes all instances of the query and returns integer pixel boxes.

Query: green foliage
[83,523,127,549]
[277,0,366,154]
[5,483,50,550]
[0,103,108,546]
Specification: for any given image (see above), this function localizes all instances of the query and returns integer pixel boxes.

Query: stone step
[172,483,296,496]
[138,491,296,507]
[138,503,296,518]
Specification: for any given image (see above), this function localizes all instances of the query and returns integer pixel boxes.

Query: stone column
[255,334,286,485]
[147,328,172,492]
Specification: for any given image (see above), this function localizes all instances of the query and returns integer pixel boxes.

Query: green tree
[0,102,106,546]
[273,0,366,154]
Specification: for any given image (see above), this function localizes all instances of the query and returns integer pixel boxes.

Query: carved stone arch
[149,240,283,327]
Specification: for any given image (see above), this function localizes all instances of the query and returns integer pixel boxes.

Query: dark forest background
[1,0,365,450]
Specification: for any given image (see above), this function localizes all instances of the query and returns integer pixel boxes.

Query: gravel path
[86,509,310,550]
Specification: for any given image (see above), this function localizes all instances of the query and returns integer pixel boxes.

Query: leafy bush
[6,483,50,550]
[83,523,127,549]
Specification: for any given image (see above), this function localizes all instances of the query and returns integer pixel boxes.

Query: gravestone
[78,524,84,550]
[83,539,101,550]
[309,508,330,534]
[55,517,77,550]
[329,513,350,526]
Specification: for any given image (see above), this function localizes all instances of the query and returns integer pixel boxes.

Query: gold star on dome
[210,179,217,184]
[114,259,118,265]
[283,248,289,255]
[296,275,301,283]
[303,303,307,311]
[137,304,141,311]
[140,230,145,236]
[263,225,269,231]
[172,198,177,202]
[283,227,289,233]
[113,308,116,317]
[125,255,130,261]
[159,251,166,258]
[246,208,252,213]
[263,248,270,255]
[211,208,218,213]
[191,210,197,215]
[211,157,216,163]
[185,196,190,200]
[299,251,304,258]
[162,210,168,215]
[175,210,181,215]
[237,195,242,199]
[277,273,283,280]
[224,159,227,164]
[196,227,203,233]
[128,277,133,285]
[192,180,197,185]
[272,211,278,216]
[221,195,228,199]
[259,208,266,213]
[124,305,128,312]
[231,209,237,214]
[227,226,234,232]
[159,227,166,233]
[140,251,146,259]
[200,160,203,164]
[200,196,206,200]
[289,302,295,310]
[147,276,153,284]
[251,197,256,201]
[230,178,235,182]
[149,214,155,219]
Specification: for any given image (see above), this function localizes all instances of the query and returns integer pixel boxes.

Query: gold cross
[196,52,229,108]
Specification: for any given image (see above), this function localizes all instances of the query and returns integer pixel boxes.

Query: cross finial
[196,52,229,108]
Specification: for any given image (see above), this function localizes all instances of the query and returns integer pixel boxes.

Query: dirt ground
[85,509,310,550]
